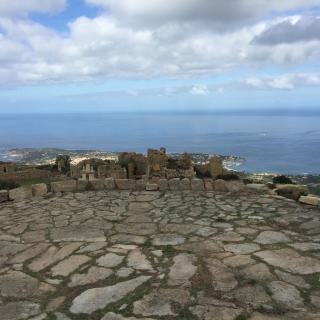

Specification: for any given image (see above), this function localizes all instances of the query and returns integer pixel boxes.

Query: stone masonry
[1,188,320,319]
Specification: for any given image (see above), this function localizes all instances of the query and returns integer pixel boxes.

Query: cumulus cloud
[0,0,320,86]
[254,16,320,44]
[0,0,66,17]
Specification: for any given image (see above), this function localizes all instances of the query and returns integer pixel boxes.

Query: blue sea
[1,112,320,174]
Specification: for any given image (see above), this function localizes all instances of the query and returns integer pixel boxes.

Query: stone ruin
[0,162,15,175]
[118,152,148,179]
[71,159,126,181]
[209,155,226,178]
[67,148,226,183]
[146,148,168,178]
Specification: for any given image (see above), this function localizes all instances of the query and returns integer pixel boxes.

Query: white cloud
[243,73,320,90]
[0,0,66,17]
[190,85,209,95]
[0,0,320,86]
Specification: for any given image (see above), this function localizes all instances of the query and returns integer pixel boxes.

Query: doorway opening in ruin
[3,167,6,173]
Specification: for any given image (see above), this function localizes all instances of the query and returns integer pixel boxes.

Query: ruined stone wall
[0,163,15,175]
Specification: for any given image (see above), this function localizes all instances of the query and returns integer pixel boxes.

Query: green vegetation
[216,173,240,181]
[0,180,20,190]
[273,175,293,184]
[19,178,51,187]
[55,155,71,173]
[234,315,248,320]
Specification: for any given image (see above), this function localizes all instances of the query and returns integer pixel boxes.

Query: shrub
[273,175,293,184]
[0,180,20,190]
[215,173,240,181]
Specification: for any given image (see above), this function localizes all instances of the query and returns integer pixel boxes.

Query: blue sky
[0,0,320,113]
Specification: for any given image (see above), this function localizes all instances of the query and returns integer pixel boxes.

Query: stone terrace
[1,190,320,320]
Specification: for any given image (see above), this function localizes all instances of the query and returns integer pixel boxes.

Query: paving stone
[233,284,272,309]
[224,243,260,254]
[70,276,151,314]
[28,243,82,272]
[51,226,106,242]
[9,244,50,264]
[168,253,197,286]
[255,231,291,244]
[240,263,274,282]
[195,226,217,237]
[0,301,41,320]
[206,258,238,292]
[46,296,66,312]
[69,266,113,287]
[213,231,245,242]
[110,234,146,244]
[190,305,242,320]
[97,253,124,268]
[254,249,320,275]
[116,267,134,278]
[289,242,320,251]
[77,242,108,253]
[127,249,153,271]
[223,255,255,268]
[152,233,185,246]
[275,270,310,289]
[22,230,46,243]
[0,271,39,298]
[51,255,91,277]
[128,202,154,212]
[268,281,304,309]
[116,223,157,236]
[133,288,190,316]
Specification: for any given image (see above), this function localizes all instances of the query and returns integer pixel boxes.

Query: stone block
[136,179,146,191]
[168,178,180,191]
[209,155,224,178]
[77,180,88,191]
[146,183,158,191]
[51,180,78,193]
[275,184,309,201]
[0,190,8,203]
[204,179,214,191]
[104,178,115,190]
[158,179,168,191]
[225,180,246,193]
[247,184,269,193]
[299,196,320,206]
[115,179,136,190]
[191,178,204,191]
[88,179,105,191]
[180,178,191,190]
[9,187,32,201]
[32,183,48,197]
[213,179,228,192]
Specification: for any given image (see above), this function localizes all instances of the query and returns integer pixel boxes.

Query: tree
[55,155,71,174]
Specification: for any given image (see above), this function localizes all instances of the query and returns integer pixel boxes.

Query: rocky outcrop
[275,184,309,201]
[299,195,320,206]
[9,187,32,201]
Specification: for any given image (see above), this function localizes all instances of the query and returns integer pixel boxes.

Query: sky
[0,0,320,113]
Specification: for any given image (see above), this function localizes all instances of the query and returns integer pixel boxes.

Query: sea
[1,111,320,174]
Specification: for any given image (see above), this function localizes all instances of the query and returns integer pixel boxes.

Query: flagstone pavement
[1,190,320,320]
